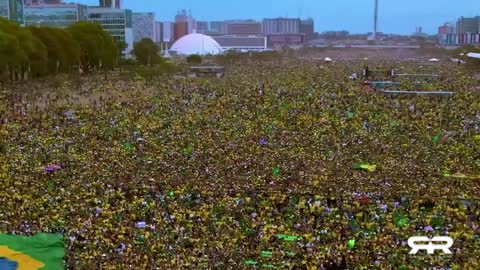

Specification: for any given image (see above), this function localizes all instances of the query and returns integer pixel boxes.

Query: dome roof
[170,34,223,55]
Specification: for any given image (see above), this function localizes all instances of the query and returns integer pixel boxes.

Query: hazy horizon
[73,0,480,35]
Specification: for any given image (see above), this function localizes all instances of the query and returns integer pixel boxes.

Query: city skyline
[70,0,480,35]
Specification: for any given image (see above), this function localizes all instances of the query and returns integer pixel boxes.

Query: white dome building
[170,34,223,55]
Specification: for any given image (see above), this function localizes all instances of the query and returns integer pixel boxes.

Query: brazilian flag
[0,233,64,270]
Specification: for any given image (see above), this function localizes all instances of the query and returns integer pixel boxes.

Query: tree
[68,21,118,73]
[116,40,128,55]
[186,54,202,65]
[0,18,47,80]
[132,38,161,65]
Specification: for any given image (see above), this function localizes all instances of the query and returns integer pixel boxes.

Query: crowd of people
[0,59,479,269]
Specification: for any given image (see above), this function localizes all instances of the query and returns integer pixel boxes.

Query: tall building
[132,12,155,42]
[438,23,455,35]
[0,0,24,24]
[226,20,262,35]
[456,16,480,34]
[24,0,63,4]
[262,18,301,34]
[196,21,208,33]
[154,21,163,43]
[99,0,122,9]
[174,21,188,41]
[162,21,174,42]
[209,21,226,34]
[174,9,195,40]
[24,3,87,27]
[87,7,133,56]
[300,19,314,40]
[175,9,195,34]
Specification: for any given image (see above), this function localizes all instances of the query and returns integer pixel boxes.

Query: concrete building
[175,9,195,34]
[438,23,455,36]
[87,7,133,56]
[162,21,174,42]
[99,0,122,9]
[226,20,262,35]
[212,35,267,52]
[300,18,314,40]
[456,16,480,34]
[24,3,87,27]
[262,18,301,34]
[195,21,209,33]
[0,0,24,24]
[267,33,305,48]
[132,12,155,42]
[154,21,163,43]
[24,0,62,4]
[209,21,226,34]
[174,21,188,41]
[439,33,480,46]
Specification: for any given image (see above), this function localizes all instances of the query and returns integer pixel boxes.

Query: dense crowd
[0,60,479,269]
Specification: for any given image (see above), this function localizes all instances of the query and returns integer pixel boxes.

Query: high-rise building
[24,0,63,4]
[300,19,314,40]
[196,21,209,34]
[209,21,226,34]
[438,23,455,35]
[0,0,24,24]
[154,21,163,43]
[174,21,188,41]
[262,18,301,34]
[87,7,133,56]
[99,0,122,9]
[24,3,87,27]
[226,20,262,35]
[162,21,174,42]
[175,9,195,34]
[456,16,480,34]
[132,12,155,42]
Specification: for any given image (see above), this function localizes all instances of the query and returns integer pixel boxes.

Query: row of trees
[0,19,126,80]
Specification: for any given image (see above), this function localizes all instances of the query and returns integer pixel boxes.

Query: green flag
[0,233,65,270]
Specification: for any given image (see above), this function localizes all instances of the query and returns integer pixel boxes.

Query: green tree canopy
[68,21,118,73]
[132,38,162,65]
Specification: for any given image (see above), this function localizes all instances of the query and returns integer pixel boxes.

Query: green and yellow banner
[0,233,64,270]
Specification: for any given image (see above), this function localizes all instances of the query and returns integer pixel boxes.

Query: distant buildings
[438,23,455,35]
[24,0,62,4]
[226,20,262,35]
[456,16,480,34]
[24,3,87,28]
[154,21,162,43]
[162,21,174,42]
[212,36,267,51]
[132,12,155,42]
[87,7,133,55]
[174,9,195,41]
[99,0,122,9]
[438,17,480,46]
[195,21,208,33]
[262,18,301,34]
[0,0,24,24]
[209,21,226,34]
[267,33,305,48]
[300,19,314,40]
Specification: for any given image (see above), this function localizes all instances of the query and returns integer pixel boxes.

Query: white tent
[324,57,333,62]
[467,52,480,59]
[429,58,439,62]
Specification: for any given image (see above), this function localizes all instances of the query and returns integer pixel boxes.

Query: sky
[73,0,480,34]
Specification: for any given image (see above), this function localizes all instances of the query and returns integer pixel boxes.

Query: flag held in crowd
[0,233,65,270]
